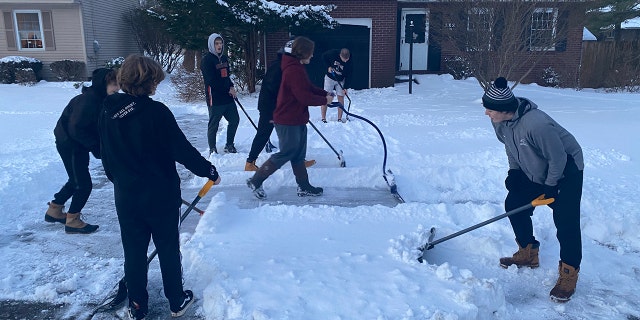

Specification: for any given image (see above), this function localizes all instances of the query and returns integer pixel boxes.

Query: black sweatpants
[116,200,184,312]
[247,112,274,163]
[505,157,583,269]
[207,102,239,150]
[52,141,92,213]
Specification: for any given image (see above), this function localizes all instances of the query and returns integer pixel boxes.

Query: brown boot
[499,242,539,268]
[304,159,316,168]
[45,202,67,224]
[550,261,579,303]
[65,213,99,234]
[245,160,259,171]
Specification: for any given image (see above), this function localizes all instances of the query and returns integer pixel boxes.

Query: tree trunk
[182,49,196,72]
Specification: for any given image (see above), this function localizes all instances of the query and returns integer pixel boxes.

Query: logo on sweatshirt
[519,138,528,147]
[112,101,136,119]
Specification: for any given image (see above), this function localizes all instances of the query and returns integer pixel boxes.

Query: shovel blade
[417,227,437,263]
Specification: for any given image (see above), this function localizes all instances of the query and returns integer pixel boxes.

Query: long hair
[117,55,165,96]
[290,36,315,60]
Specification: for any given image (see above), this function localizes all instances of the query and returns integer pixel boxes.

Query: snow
[622,16,640,29]
[1,74,639,319]
[582,27,597,41]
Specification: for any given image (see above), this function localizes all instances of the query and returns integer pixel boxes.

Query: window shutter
[3,11,17,51]
[41,11,55,51]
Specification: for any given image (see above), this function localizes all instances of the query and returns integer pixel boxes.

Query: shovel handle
[199,179,215,197]
[532,194,554,206]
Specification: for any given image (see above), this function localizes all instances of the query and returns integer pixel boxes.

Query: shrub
[444,56,474,80]
[105,57,125,69]
[170,66,205,103]
[50,60,86,81]
[541,67,561,88]
[14,68,37,85]
[0,56,42,84]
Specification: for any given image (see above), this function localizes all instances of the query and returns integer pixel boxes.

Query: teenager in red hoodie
[246,36,333,199]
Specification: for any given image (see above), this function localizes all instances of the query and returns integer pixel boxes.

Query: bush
[14,68,37,86]
[541,67,561,88]
[170,66,205,103]
[444,56,474,80]
[50,60,86,81]
[105,57,125,69]
[0,56,42,84]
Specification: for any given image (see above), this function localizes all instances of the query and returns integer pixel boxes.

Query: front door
[399,9,428,71]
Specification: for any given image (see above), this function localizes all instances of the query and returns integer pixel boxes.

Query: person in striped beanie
[483,77,585,303]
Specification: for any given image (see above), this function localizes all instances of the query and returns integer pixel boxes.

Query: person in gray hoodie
[482,77,584,303]
[200,32,239,154]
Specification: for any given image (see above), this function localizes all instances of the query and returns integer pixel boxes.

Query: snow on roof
[621,16,640,29]
[0,56,41,63]
[583,27,597,41]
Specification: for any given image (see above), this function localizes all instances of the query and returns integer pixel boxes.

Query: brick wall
[267,0,397,88]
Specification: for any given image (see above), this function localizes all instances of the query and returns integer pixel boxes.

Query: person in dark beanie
[45,67,118,234]
[201,32,239,154]
[244,40,315,171]
[482,76,584,303]
[246,36,333,199]
[99,55,221,319]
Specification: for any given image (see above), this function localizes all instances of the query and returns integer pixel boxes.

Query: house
[0,0,141,80]
[269,0,586,88]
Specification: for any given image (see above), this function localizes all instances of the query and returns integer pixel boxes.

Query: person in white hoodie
[200,33,239,154]
[483,77,584,303]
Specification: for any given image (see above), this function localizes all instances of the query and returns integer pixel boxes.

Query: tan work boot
[65,213,99,234]
[499,242,539,268]
[245,160,259,171]
[550,261,579,303]
[45,202,67,224]
[304,159,316,168]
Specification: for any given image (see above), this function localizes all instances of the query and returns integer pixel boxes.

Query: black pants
[52,142,92,213]
[116,201,184,312]
[247,112,274,163]
[505,157,583,269]
[207,102,239,150]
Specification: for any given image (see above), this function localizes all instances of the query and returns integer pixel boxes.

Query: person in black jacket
[99,55,221,319]
[244,40,315,171]
[45,67,118,234]
[320,48,352,123]
[200,32,239,154]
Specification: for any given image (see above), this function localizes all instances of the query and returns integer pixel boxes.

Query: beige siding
[1,5,86,80]
[80,0,141,73]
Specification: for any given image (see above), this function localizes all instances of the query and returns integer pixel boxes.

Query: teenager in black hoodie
[45,67,118,234]
[99,55,220,319]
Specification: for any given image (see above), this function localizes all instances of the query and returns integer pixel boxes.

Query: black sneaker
[128,300,147,320]
[224,144,237,153]
[321,119,327,123]
[246,179,267,200]
[297,185,323,197]
[209,147,217,155]
[170,290,194,317]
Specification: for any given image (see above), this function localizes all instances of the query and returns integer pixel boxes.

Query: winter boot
[45,202,67,224]
[170,290,194,317]
[128,300,147,320]
[247,159,279,199]
[292,162,323,197]
[550,261,579,303]
[304,159,316,168]
[499,241,539,268]
[209,147,217,156]
[245,160,259,171]
[65,213,99,234]
[224,144,237,153]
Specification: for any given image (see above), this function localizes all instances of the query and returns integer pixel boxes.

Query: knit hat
[284,40,294,53]
[482,77,518,112]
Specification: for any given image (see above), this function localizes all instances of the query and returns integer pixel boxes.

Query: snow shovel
[307,119,346,167]
[416,195,554,263]
[234,97,277,153]
[87,180,215,318]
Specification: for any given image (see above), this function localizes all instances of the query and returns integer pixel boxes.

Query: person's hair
[340,48,350,60]
[291,36,315,60]
[117,55,165,96]
[105,69,117,85]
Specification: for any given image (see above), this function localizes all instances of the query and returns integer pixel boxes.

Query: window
[14,10,44,50]
[466,7,493,51]
[529,8,558,51]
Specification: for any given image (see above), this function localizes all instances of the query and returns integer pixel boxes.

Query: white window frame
[466,7,493,51]
[529,8,558,51]
[13,10,45,51]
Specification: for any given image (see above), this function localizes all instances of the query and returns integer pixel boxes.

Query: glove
[504,169,523,191]
[208,165,220,183]
[543,184,559,199]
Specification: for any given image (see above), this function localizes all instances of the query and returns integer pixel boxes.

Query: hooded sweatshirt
[99,93,213,210]
[53,68,112,156]
[200,33,234,107]
[492,98,584,187]
[273,54,328,126]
